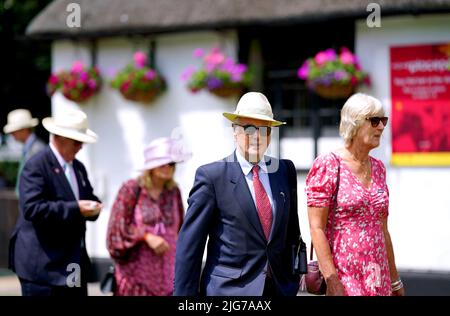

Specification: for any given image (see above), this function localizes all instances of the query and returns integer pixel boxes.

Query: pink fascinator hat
[141,137,191,171]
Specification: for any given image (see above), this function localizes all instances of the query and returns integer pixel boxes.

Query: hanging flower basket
[47,61,102,103]
[209,86,244,98]
[121,89,160,103]
[111,51,166,104]
[313,83,354,100]
[181,47,252,98]
[297,47,370,99]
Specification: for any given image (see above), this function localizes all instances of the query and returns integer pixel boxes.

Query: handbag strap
[310,152,341,260]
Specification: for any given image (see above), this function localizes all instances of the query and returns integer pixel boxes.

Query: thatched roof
[27,0,450,39]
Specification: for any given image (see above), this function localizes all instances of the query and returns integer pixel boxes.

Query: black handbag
[292,237,308,275]
[100,265,116,294]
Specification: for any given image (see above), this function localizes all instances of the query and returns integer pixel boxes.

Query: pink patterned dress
[305,152,392,296]
[106,179,184,296]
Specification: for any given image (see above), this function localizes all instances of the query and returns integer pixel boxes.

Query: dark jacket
[9,146,100,286]
[174,153,300,296]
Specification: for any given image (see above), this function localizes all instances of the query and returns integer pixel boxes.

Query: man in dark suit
[9,109,102,296]
[174,92,301,296]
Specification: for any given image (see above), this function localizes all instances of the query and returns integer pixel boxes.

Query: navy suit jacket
[174,153,300,296]
[9,146,100,286]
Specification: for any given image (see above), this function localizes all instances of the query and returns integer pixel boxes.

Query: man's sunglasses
[234,124,272,136]
[366,117,388,127]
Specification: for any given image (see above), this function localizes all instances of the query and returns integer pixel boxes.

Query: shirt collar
[49,142,72,168]
[235,149,268,176]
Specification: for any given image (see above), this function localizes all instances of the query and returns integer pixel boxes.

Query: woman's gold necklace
[348,152,371,182]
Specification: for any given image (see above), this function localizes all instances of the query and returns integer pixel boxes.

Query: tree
[0,0,53,143]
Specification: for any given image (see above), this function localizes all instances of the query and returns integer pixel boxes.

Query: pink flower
[204,47,225,66]
[87,79,97,89]
[193,48,205,58]
[181,66,196,81]
[120,81,130,93]
[133,51,147,68]
[232,63,247,75]
[144,69,156,80]
[314,52,329,65]
[324,48,337,62]
[106,67,117,79]
[71,61,84,73]
[49,74,59,85]
[79,71,89,82]
[297,62,309,79]
[340,49,355,65]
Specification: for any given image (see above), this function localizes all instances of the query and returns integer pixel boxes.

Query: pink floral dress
[106,179,184,296]
[305,152,392,296]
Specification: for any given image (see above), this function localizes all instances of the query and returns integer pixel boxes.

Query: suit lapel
[227,153,266,241]
[46,147,77,200]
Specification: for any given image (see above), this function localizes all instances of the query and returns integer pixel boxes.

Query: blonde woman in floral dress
[306,93,405,296]
[106,137,189,296]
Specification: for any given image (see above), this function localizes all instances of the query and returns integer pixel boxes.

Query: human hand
[144,233,170,256]
[392,287,405,296]
[79,200,102,218]
[325,274,346,296]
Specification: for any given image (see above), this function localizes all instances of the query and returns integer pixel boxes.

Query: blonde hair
[339,93,385,146]
[138,169,177,191]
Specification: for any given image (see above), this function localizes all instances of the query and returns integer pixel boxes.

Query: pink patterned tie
[252,165,273,240]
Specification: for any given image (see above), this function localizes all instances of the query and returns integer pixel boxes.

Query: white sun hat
[3,109,39,134]
[42,109,98,143]
[222,92,285,126]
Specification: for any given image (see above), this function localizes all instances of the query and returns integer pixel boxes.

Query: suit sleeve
[285,159,301,268]
[174,165,217,296]
[19,158,82,225]
[77,163,101,222]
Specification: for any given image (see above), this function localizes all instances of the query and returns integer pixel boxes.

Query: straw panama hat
[3,109,39,134]
[42,109,98,143]
[223,92,286,127]
[140,137,191,171]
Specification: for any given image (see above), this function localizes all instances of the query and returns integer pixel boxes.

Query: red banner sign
[390,43,450,165]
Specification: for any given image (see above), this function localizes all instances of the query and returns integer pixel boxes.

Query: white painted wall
[355,13,450,272]
[49,14,450,273]
[51,31,241,258]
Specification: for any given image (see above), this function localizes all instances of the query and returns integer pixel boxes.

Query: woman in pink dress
[106,137,190,296]
[306,93,405,296]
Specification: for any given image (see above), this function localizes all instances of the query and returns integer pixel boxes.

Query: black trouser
[262,276,278,297]
[19,278,88,296]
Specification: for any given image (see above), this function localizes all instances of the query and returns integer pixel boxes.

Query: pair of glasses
[366,117,388,127]
[234,124,272,136]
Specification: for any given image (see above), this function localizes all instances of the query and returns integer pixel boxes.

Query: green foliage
[0,160,19,187]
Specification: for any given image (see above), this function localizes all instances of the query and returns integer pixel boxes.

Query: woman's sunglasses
[366,117,388,127]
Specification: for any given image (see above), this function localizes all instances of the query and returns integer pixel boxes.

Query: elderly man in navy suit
[9,109,102,296]
[174,92,301,296]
